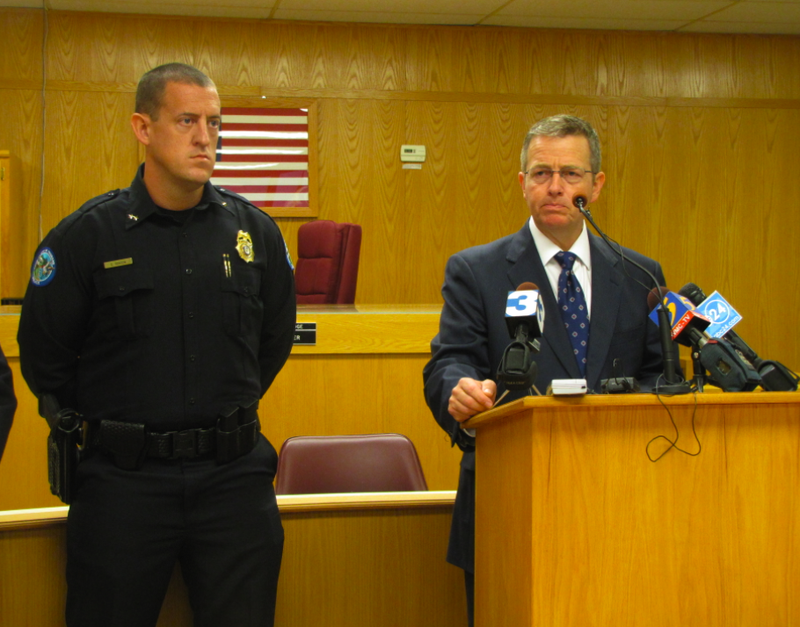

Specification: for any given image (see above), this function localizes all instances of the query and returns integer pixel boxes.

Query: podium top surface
[463,390,800,430]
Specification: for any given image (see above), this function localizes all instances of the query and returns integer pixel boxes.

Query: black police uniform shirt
[18,164,296,430]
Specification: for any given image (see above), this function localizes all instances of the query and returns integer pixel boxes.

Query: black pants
[65,435,283,627]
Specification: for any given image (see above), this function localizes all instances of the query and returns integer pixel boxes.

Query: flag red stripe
[223,107,307,117]
[222,185,309,193]
[215,154,307,164]
[249,201,311,208]
[212,169,307,178]
[222,123,308,132]
[220,138,308,148]
[267,201,309,207]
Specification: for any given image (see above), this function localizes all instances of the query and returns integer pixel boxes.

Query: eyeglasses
[524,167,595,185]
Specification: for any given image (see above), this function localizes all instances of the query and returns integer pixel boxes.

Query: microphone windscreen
[647,286,669,312]
[573,195,588,209]
[678,282,707,307]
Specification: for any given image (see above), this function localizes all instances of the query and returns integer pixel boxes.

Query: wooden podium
[464,392,800,627]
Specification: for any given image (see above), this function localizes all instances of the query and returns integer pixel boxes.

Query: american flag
[211,107,309,209]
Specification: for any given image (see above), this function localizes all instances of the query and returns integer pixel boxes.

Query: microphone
[679,283,798,391]
[698,339,761,392]
[649,289,761,392]
[679,283,756,361]
[504,281,544,344]
[650,290,712,348]
[497,283,544,391]
[576,189,690,395]
[646,287,691,393]
[574,194,588,212]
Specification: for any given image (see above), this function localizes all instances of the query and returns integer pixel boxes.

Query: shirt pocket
[93,265,155,340]
[221,264,263,339]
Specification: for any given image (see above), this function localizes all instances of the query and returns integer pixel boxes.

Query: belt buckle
[172,429,197,459]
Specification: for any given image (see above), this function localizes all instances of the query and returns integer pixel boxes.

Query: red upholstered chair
[295,220,362,304]
[274,434,428,495]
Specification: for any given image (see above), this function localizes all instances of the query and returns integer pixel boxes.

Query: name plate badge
[294,322,317,345]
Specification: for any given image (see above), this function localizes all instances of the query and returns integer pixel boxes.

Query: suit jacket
[423,223,668,572]
[0,344,17,462]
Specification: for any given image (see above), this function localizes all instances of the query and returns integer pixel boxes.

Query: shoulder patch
[31,247,57,286]
[284,239,294,271]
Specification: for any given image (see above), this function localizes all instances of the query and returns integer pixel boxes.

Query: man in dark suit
[0,344,16,463]
[423,114,668,626]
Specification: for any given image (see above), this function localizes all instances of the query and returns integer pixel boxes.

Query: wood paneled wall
[1,8,799,370]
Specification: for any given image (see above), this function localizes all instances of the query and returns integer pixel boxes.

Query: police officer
[18,63,296,627]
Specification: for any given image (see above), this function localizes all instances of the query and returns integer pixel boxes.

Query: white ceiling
[2,0,800,35]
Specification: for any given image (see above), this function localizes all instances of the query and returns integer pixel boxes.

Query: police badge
[235,231,255,263]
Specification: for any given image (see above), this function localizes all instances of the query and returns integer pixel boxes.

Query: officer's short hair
[520,114,602,174]
[135,63,216,120]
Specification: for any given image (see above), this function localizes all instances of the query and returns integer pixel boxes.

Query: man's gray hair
[520,114,602,174]
[135,63,216,120]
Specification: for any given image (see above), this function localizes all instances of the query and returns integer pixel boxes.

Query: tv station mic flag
[693,290,743,339]
[212,107,309,210]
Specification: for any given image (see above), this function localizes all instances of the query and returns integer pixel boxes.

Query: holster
[47,409,83,505]
[216,400,260,464]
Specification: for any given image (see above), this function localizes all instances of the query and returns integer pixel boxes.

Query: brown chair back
[275,433,428,495]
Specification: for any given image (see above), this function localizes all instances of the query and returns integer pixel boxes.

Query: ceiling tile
[47,0,278,12]
[277,0,505,13]
[495,0,733,20]
[272,9,483,25]
[702,1,800,20]
[0,0,41,7]
[482,14,690,29]
[680,19,800,32]
[0,0,796,34]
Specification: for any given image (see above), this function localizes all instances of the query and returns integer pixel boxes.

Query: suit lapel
[586,235,623,389]
[505,224,582,379]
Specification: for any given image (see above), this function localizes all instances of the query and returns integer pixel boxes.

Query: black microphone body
[678,283,759,362]
[647,289,683,387]
[699,339,761,392]
[497,283,542,391]
[679,283,798,391]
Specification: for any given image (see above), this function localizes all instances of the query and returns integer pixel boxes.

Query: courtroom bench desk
[0,305,462,511]
[0,491,467,626]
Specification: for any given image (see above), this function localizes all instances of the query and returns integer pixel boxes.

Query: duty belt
[86,403,260,470]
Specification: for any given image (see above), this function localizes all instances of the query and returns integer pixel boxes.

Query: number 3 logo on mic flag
[506,289,545,331]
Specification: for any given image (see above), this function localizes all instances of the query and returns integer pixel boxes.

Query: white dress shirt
[527,216,592,318]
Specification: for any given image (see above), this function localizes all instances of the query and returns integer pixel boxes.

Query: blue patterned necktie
[555,251,589,376]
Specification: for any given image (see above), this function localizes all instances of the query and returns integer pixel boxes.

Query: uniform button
[189,398,196,405]
[244,287,250,295]
[119,286,125,292]
[188,312,195,318]
[185,268,193,275]
[190,354,196,362]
